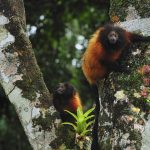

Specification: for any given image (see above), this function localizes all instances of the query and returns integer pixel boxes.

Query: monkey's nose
[110,38,116,44]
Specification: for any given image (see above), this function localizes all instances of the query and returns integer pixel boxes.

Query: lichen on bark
[110,0,150,22]
[0,1,77,149]
[98,1,150,149]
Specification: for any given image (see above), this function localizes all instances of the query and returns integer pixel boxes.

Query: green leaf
[64,110,78,120]
[85,115,95,121]
[84,107,95,117]
[86,120,94,128]
[146,99,150,102]
[81,129,91,136]
[77,107,83,118]
[62,122,77,131]
[63,107,95,136]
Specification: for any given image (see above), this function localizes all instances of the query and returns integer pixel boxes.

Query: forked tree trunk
[97,1,150,150]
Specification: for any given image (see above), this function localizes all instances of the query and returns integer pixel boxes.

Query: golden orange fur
[82,28,126,84]
[66,93,82,112]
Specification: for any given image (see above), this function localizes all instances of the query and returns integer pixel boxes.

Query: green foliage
[62,107,94,136]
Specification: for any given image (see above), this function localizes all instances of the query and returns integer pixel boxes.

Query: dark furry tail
[91,85,101,150]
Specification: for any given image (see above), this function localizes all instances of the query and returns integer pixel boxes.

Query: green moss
[105,0,150,149]
[2,43,39,102]
[101,139,112,150]
[51,122,75,149]
[33,110,76,149]
[15,75,37,101]
[109,0,150,21]
[33,110,57,130]
[117,71,142,91]
[129,130,142,149]
[109,0,129,21]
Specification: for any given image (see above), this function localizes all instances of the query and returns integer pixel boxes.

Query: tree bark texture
[0,1,76,150]
[97,1,150,150]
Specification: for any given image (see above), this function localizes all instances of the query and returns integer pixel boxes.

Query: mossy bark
[97,1,150,150]
[0,0,77,150]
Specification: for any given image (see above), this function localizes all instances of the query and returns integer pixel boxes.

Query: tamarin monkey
[82,23,150,150]
[82,24,150,84]
[53,82,82,122]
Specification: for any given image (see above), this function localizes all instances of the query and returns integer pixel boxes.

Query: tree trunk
[0,1,76,150]
[98,1,150,150]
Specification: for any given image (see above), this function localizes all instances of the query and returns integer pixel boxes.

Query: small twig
[7,85,16,96]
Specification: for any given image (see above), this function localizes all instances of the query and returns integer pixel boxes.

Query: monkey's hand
[101,60,131,74]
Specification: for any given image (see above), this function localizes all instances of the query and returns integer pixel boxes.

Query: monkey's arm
[101,59,130,73]
[128,32,150,42]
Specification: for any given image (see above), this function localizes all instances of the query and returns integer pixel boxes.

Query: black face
[99,24,127,52]
[53,82,75,99]
[53,83,76,110]
[107,31,119,44]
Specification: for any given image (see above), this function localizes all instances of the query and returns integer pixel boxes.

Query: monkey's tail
[91,80,105,150]
[91,84,101,150]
